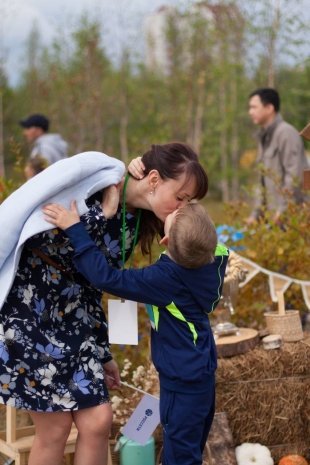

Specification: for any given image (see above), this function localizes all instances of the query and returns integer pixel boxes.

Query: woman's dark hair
[138,142,209,256]
[249,88,280,112]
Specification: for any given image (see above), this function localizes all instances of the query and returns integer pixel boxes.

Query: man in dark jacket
[247,88,308,223]
[43,200,229,465]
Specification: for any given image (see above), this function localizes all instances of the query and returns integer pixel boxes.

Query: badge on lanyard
[108,175,142,346]
[108,299,139,345]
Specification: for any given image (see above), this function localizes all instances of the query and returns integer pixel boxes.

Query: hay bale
[216,335,310,461]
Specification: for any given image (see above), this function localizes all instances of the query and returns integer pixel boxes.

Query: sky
[0,0,193,86]
[1,0,309,87]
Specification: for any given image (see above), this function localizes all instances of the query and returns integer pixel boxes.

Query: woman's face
[163,209,179,237]
[148,172,197,221]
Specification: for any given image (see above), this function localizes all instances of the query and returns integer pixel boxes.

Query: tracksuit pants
[160,378,215,465]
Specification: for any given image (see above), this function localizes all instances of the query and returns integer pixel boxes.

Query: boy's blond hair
[26,155,49,174]
[168,203,217,268]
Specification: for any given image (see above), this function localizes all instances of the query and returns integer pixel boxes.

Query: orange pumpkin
[278,455,308,465]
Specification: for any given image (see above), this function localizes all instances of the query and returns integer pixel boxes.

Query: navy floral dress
[0,193,138,412]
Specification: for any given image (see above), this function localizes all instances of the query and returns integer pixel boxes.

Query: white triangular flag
[238,258,260,287]
[301,284,310,310]
[268,274,292,302]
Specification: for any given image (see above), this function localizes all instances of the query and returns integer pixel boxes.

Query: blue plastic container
[118,435,155,465]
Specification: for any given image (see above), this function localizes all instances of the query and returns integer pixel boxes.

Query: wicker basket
[264,310,303,342]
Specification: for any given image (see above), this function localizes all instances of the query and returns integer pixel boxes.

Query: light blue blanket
[0,151,125,308]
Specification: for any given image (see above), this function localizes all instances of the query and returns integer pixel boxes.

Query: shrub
[222,199,310,327]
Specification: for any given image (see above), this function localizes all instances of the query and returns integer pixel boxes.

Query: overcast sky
[1,0,193,86]
[1,0,309,86]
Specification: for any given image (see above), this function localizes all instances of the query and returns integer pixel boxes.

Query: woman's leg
[28,411,73,465]
[72,403,113,465]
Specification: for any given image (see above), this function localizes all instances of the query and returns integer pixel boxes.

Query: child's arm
[43,204,170,307]
[42,184,121,229]
[68,222,171,306]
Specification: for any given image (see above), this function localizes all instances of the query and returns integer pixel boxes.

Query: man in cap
[20,113,68,167]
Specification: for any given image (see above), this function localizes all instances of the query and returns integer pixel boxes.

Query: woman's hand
[127,156,145,179]
[101,184,121,219]
[103,359,121,390]
[43,201,80,230]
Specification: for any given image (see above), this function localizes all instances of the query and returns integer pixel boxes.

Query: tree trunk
[186,79,194,147]
[119,93,129,165]
[94,91,104,151]
[267,0,281,87]
[230,71,239,199]
[191,72,205,154]
[219,82,230,202]
[0,93,4,177]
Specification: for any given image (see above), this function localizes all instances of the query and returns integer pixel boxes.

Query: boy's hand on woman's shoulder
[43,201,80,230]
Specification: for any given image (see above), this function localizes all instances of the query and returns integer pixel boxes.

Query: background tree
[1,1,308,201]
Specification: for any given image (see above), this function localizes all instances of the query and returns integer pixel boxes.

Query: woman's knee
[74,403,113,438]
[30,411,73,444]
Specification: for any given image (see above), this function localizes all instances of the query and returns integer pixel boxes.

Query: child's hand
[101,184,121,219]
[127,156,145,179]
[43,201,80,230]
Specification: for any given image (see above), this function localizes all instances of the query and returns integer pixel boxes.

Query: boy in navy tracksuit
[44,201,229,465]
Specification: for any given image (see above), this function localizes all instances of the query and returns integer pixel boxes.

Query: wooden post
[276,291,285,316]
[6,406,17,443]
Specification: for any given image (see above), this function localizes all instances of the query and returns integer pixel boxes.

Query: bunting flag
[268,274,293,302]
[238,257,260,287]
[301,284,310,309]
[233,252,310,310]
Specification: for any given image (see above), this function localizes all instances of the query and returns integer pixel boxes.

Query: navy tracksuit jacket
[65,222,229,465]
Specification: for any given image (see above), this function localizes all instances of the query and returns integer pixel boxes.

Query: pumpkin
[235,442,274,465]
[278,455,308,465]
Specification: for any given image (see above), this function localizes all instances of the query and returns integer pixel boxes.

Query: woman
[0,142,208,465]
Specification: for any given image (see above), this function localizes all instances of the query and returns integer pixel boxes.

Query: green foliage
[223,199,310,327]
[278,58,310,131]
[0,176,19,203]
[2,3,309,202]
[0,139,24,201]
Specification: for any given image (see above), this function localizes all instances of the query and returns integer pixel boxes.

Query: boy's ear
[159,235,169,246]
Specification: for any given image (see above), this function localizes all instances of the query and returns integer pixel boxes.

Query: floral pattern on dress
[0,193,138,411]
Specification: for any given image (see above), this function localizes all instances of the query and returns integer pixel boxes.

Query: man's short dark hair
[249,88,280,112]
[19,114,49,132]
